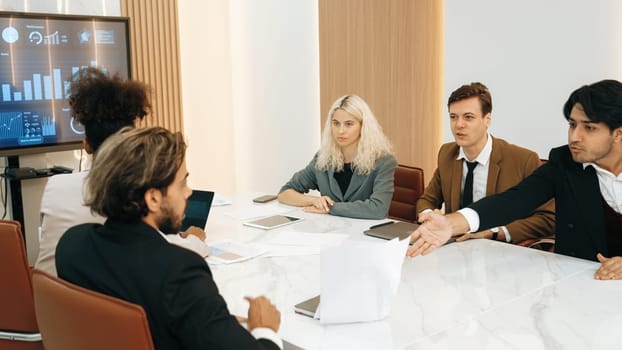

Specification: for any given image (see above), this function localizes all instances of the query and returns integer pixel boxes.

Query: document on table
[318,238,409,324]
[224,204,291,220]
[206,241,267,265]
[262,231,348,247]
[252,244,321,257]
[255,231,349,257]
[212,193,232,206]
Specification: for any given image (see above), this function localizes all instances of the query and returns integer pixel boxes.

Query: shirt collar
[583,162,622,180]
[457,133,493,166]
[157,229,168,240]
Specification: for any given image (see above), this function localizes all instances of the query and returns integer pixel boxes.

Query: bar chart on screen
[0,65,98,103]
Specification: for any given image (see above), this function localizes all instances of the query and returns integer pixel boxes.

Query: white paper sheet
[212,193,232,206]
[206,241,267,265]
[261,231,348,247]
[252,243,321,257]
[224,204,291,220]
[318,238,409,324]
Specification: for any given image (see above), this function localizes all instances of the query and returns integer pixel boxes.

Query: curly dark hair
[68,67,151,152]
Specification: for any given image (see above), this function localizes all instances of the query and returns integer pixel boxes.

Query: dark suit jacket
[417,137,555,242]
[471,145,611,261]
[56,220,279,350]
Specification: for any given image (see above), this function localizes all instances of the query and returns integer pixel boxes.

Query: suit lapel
[344,171,365,200]
[569,164,607,253]
[486,137,501,195]
[326,167,345,201]
[449,149,463,212]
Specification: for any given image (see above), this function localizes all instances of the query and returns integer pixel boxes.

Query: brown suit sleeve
[417,151,445,221]
[416,143,458,221]
[502,154,555,243]
[416,167,445,220]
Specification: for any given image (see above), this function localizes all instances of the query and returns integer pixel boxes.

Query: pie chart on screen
[2,26,18,43]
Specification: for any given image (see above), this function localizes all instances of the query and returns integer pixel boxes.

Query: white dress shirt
[457,133,493,204]
[455,134,511,241]
[585,162,622,214]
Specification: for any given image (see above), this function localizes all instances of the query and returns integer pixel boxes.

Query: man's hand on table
[245,296,281,332]
[595,254,622,280]
[180,225,206,241]
[407,212,453,257]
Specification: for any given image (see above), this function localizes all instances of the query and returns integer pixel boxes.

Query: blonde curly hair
[316,95,393,175]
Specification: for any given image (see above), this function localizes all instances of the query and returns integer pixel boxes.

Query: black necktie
[461,161,478,208]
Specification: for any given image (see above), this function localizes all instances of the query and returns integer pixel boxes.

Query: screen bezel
[0,11,131,157]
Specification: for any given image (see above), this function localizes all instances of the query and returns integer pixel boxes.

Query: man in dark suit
[56,127,282,349]
[417,82,555,243]
[407,80,622,280]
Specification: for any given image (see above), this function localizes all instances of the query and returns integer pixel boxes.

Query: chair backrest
[389,165,424,222]
[32,269,155,350]
[0,220,43,350]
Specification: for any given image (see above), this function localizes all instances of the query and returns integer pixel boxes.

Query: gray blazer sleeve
[279,157,319,194]
[330,155,397,219]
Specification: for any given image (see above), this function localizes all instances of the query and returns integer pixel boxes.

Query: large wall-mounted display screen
[0,12,130,156]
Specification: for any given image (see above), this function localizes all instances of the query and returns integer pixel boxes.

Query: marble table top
[205,193,622,349]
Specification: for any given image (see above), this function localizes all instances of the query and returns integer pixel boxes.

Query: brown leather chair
[389,165,424,222]
[0,220,43,350]
[32,270,155,350]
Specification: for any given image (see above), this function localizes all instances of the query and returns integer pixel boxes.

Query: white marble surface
[206,194,621,349]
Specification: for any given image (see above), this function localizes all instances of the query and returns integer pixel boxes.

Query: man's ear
[484,112,492,127]
[143,188,162,214]
[615,127,622,142]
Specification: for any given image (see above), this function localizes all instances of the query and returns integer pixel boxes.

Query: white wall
[0,0,120,263]
[178,0,320,196]
[445,0,622,158]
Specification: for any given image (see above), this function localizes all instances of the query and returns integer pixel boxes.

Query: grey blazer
[280,154,397,219]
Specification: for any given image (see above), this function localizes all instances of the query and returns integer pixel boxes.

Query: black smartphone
[252,194,278,203]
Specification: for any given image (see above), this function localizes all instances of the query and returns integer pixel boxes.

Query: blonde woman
[278,95,397,219]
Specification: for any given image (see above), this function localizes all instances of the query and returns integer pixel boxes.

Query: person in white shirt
[35,67,208,276]
[407,79,622,280]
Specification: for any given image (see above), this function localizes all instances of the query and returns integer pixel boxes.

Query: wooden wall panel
[319,0,443,181]
[120,0,183,132]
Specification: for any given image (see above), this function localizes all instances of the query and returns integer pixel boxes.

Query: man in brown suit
[417,82,555,243]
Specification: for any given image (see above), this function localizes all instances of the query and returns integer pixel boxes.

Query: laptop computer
[181,190,215,231]
[294,295,320,319]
